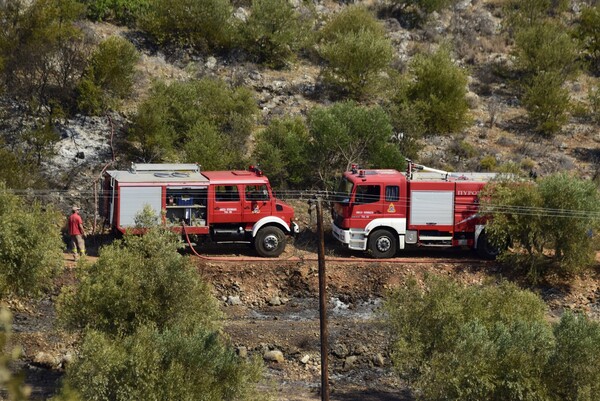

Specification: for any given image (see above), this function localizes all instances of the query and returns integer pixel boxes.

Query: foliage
[406,46,471,134]
[576,4,600,75]
[504,0,569,30]
[480,174,600,280]
[514,20,579,78]
[385,275,554,401]
[0,0,88,111]
[240,0,312,68]
[545,312,600,401]
[77,36,139,115]
[317,6,393,99]
[54,325,265,401]
[57,227,221,336]
[80,0,150,25]
[479,155,497,171]
[129,78,257,167]
[0,182,64,297]
[521,71,570,135]
[0,147,48,190]
[590,85,600,124]
[391,0,460,15]
[0,309,31,400]
[252,117,311,189]
[138,0,234,52]
[307,101,404,189]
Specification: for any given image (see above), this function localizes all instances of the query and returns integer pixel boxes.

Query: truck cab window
[215,186,240,201]
[355,185,380,204]
[246,184,269,201]
[385,186,399,202]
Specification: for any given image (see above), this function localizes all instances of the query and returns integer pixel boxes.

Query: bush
[252,117,311,189]
[479,155,497,171]
[55,325,265,401]
[521,71,570,136]
[240,0,312,68]
[138,0,234,52]
[407,46,471,134]
[546,312,600,401]
[129,78,257,167]
[80,0,149,25]
[392,0,460,15]
[0,0,87,110]
[576,4,600,75]
[317,6,393,99]
[514,20,579,78]
[0,183,64,297]
[57,227,221,336]
[307,101,404,189]
[481,174,600,280]
[385,275,554,401]
[504,0,569,30]
[590,85,600,124]
[77,36,139,115]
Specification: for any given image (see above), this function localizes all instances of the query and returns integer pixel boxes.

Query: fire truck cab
[100,163,299,257]
[331,163,501,259]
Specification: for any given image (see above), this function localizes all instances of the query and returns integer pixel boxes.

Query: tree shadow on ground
[331,389,413,401]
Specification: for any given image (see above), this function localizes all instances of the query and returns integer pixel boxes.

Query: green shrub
[138,0,234,52]
[240,0,312,68]
[391,0,460,15]
[252,117,311,189]
[407,46,471,134]
[590,85,600,124]
[504,0,569,30]
[56,325,265,401]
[576,4,600,75]
[77,36,139,115]
[0,183,64,297]
[514,20,579,78]
[129,78,257,167]
[479,155,497,171]
[385,275,554,401]
[546,312,600,401]
[307,101,404,189]
[521,71,570,136]
[57,227,221,336]
[80,0,150,25]
[0,0,87,109]
[481,174,600,280]
[317,6,393,99]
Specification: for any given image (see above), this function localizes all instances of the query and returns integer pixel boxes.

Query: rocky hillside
[2,0,599,211]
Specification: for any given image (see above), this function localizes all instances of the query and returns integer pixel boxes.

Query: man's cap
[72,206,80,211]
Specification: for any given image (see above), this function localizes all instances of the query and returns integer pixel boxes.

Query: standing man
[68,206,86,260]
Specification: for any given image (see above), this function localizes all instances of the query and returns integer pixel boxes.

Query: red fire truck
[331,162,501,259]
[100,163,299,257]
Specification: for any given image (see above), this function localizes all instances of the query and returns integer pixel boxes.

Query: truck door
[242,184,273,222]
[350,184,383,228]
[212,185,243,224]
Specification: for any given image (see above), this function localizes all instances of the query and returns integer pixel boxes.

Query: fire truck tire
[476,230,500,260]
[255,226,287,257]
[368,229,397,259]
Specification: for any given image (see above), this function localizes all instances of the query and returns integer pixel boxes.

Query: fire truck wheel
[368,229,397,259]
[255,226,287,257]
[477,230,500,260]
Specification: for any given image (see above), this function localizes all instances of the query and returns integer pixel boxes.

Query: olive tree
[0,182,64,297]
[129,78,257,167]
[480,174,600,280]
[57,227,221,336]
[306,101,404,189]
[385,274,600,401]
[317,6,393,99]
[240,0,312,68]
[406,46,471,135]
[77,36,140,115]
[54,325,265,401]
[576,4,600,75]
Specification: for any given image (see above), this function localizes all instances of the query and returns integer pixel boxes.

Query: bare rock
[227,295,242,306]
[300,354,310,364]
[343,355,358,369]
[372,353,385,367]
[33,352,58,369]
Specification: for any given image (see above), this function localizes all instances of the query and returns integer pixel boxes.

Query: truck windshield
[335,178,354,204]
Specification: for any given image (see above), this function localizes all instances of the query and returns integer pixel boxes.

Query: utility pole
[316,198,329,401]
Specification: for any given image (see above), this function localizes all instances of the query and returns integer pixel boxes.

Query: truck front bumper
[291,222,300,235]
[332,222,368,251]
